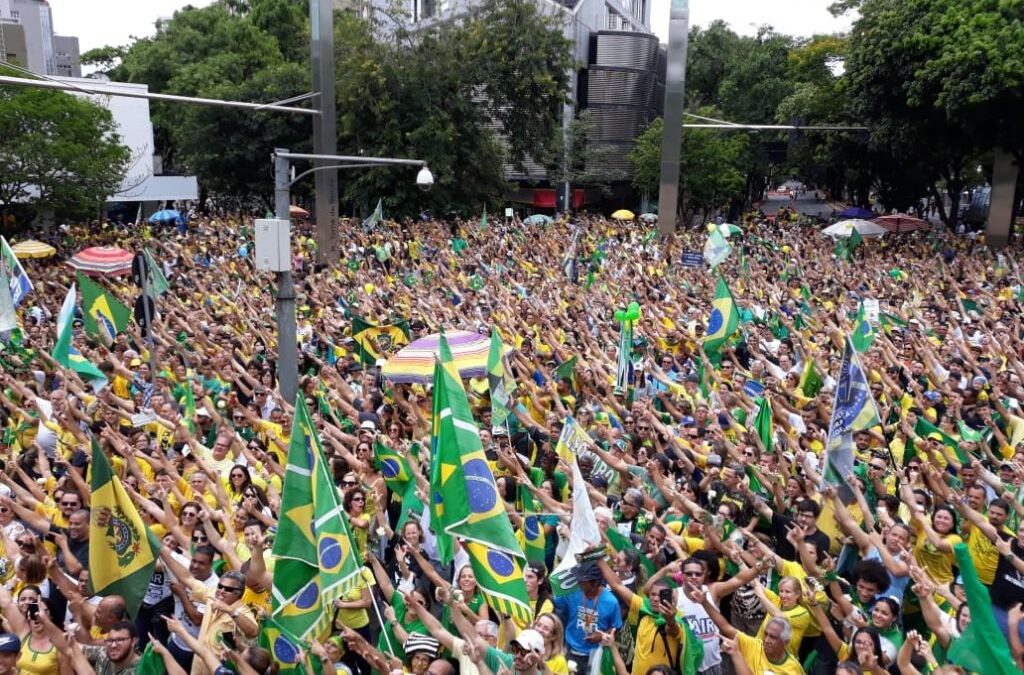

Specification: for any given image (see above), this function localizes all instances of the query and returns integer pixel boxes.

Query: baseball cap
[359,420,377,432]
[511,629,545,653]
[404,633,440,658]
[927,432,944,442]
[0,634,20,653]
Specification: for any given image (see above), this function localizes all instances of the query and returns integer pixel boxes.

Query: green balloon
[614,310,627,322]
[626,301,641,321]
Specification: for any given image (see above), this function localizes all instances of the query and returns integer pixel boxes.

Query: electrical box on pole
[254,219,292,272]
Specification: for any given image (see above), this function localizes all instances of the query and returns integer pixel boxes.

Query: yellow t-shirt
[756,590,810,655]
[965,523,1012,586]
[736,632,806,675]
[628,594,687,675]
[17,635,58,675]
[333,568,374,630]
[912,526,962,585]
[547,654,569,675]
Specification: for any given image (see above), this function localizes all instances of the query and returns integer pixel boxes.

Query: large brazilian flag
[270,397,361,652]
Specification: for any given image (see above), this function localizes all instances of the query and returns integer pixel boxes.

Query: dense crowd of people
[0,206,1021,675]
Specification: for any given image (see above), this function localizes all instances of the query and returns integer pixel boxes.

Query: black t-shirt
[769,512,831,562]
[991,539,1024,610]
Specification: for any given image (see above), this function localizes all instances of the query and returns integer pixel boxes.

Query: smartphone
[26,602,39,619]
[659,588,673,606]
[221,631,237,650]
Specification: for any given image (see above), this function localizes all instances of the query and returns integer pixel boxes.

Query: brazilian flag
[703,275,739,361]
[519,485,546,565]
[429,333,524,560]
[851,302,875,353]
[88,438,157,618]
[465,541,533,626]
[351,317,410,366]
[606,527,656,578]
[374,439,411,491]
[77,272,130,342]
[271,398,362,647]
[798,358,823,397]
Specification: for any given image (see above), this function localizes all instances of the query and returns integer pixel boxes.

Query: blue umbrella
[523,214,553,225]
[148,209,184,224]
[836,206,874,219]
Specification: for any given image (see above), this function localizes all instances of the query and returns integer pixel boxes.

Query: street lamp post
[270,149,431,404]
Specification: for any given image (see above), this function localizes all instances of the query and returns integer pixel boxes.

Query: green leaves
[0,71,130,218]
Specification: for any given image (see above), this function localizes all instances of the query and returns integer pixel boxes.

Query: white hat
[359,420,377,432]
[511,629,545,653]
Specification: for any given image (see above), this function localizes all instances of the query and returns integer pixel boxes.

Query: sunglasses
[637,426,651,431]
[192,535,208,542]
[217,584,242,593]
[351,497,365,503]
[61,502,79,508]
[343,481,357,487]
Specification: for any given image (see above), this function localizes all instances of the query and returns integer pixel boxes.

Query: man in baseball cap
[0,633,20,674]
[509,629,547,673]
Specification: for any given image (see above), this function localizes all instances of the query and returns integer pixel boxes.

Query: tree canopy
[0,71,129,221]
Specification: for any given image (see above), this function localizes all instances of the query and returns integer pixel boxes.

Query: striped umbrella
[10,240,56,259]
[68,246,134,275]
[872,213,930,233]
[382,330,495,384]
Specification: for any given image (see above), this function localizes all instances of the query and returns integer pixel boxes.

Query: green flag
[851,302,875,353]
[76,272,131,341]
[182,377,196,433]
[520,485,546,565]
[88,438,158,619]
[703,275,739,358]
[957,420,984,444]
[480,205,488,230]
[606,527,656,578]
[53,284,108,391]
[948,543,1019,675]
[143,249,169,298]
[351,317,410,366]
[798,359,823,397]
[879,312,908,333]
[271,398,362,642]
[553,355,579,393]
[914,417,969,464]
[752,396,773,454]
[136,643,166,675]
[374,439,412,492]
[487,328,513,428]
[429,333,524,561]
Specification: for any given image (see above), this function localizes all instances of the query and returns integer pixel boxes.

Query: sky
[48,0,855,54]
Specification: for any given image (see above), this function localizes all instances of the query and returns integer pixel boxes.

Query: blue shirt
[554,586,622,654]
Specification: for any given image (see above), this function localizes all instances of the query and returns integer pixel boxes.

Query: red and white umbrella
[872,213,930,233]
[68,246,134,275]
[289,204,310,218]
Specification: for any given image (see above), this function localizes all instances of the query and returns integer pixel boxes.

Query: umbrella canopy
[873,213,930,233]
[523,214,553,225]
[611,209,635,220]
[382,330,495,384]
[10,240,56,259]
[639,213,658,223]
[836,206,875,219]
[148,209,183,224]
[68,246,134,275]
[289,204,309,218]
[821,220,888,238]
[718,223,743,237]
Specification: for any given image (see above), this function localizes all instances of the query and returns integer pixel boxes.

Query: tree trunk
[928,183,949,226]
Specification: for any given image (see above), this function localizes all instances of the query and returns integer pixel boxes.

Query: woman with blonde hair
[534,612,569,675]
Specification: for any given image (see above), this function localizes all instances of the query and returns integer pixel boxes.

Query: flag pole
[138,257,159,380]
[368,586,395,655]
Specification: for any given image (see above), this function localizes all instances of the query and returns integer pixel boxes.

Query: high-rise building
[53,33,78,76]
[3,0,79,77]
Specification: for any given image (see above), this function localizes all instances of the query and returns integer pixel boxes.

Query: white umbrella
[821,219,888,238]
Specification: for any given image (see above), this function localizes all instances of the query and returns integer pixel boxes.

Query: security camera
[416,166,434,192]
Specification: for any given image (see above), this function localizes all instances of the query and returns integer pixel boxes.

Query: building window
[606,8,618,29]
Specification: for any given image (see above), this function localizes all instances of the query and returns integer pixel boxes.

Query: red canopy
[872,213,930,233]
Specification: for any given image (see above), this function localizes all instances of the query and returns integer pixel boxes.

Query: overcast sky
[48,0,854,54]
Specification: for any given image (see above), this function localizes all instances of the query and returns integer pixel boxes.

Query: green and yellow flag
[851,302,875,353]
[487,328,513,428]
[271,398,362,644]
[351,317,410,366]
[703,275,739,360]
[798,358,823,397]
[519,485,546,565]
[465,540,533,625]
[752,396,773,454]
[88,438,157,618]
[374,439,412,491]
[53,284,107,391]
[77,272,131,342]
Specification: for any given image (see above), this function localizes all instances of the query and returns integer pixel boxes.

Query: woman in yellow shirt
[0,585,59,675]
[752,576,811,656]
[911,503,962,585]
[534,612,569,675]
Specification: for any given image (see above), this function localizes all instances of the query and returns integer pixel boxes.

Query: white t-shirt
[168,553,218,651]
[677,587,722,670]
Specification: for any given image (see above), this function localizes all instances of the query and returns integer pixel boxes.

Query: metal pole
[0,75,318,115]
[657,0,690,236]
[274,149,299,405]
[310,0,339,265]
[138,259,159,381]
